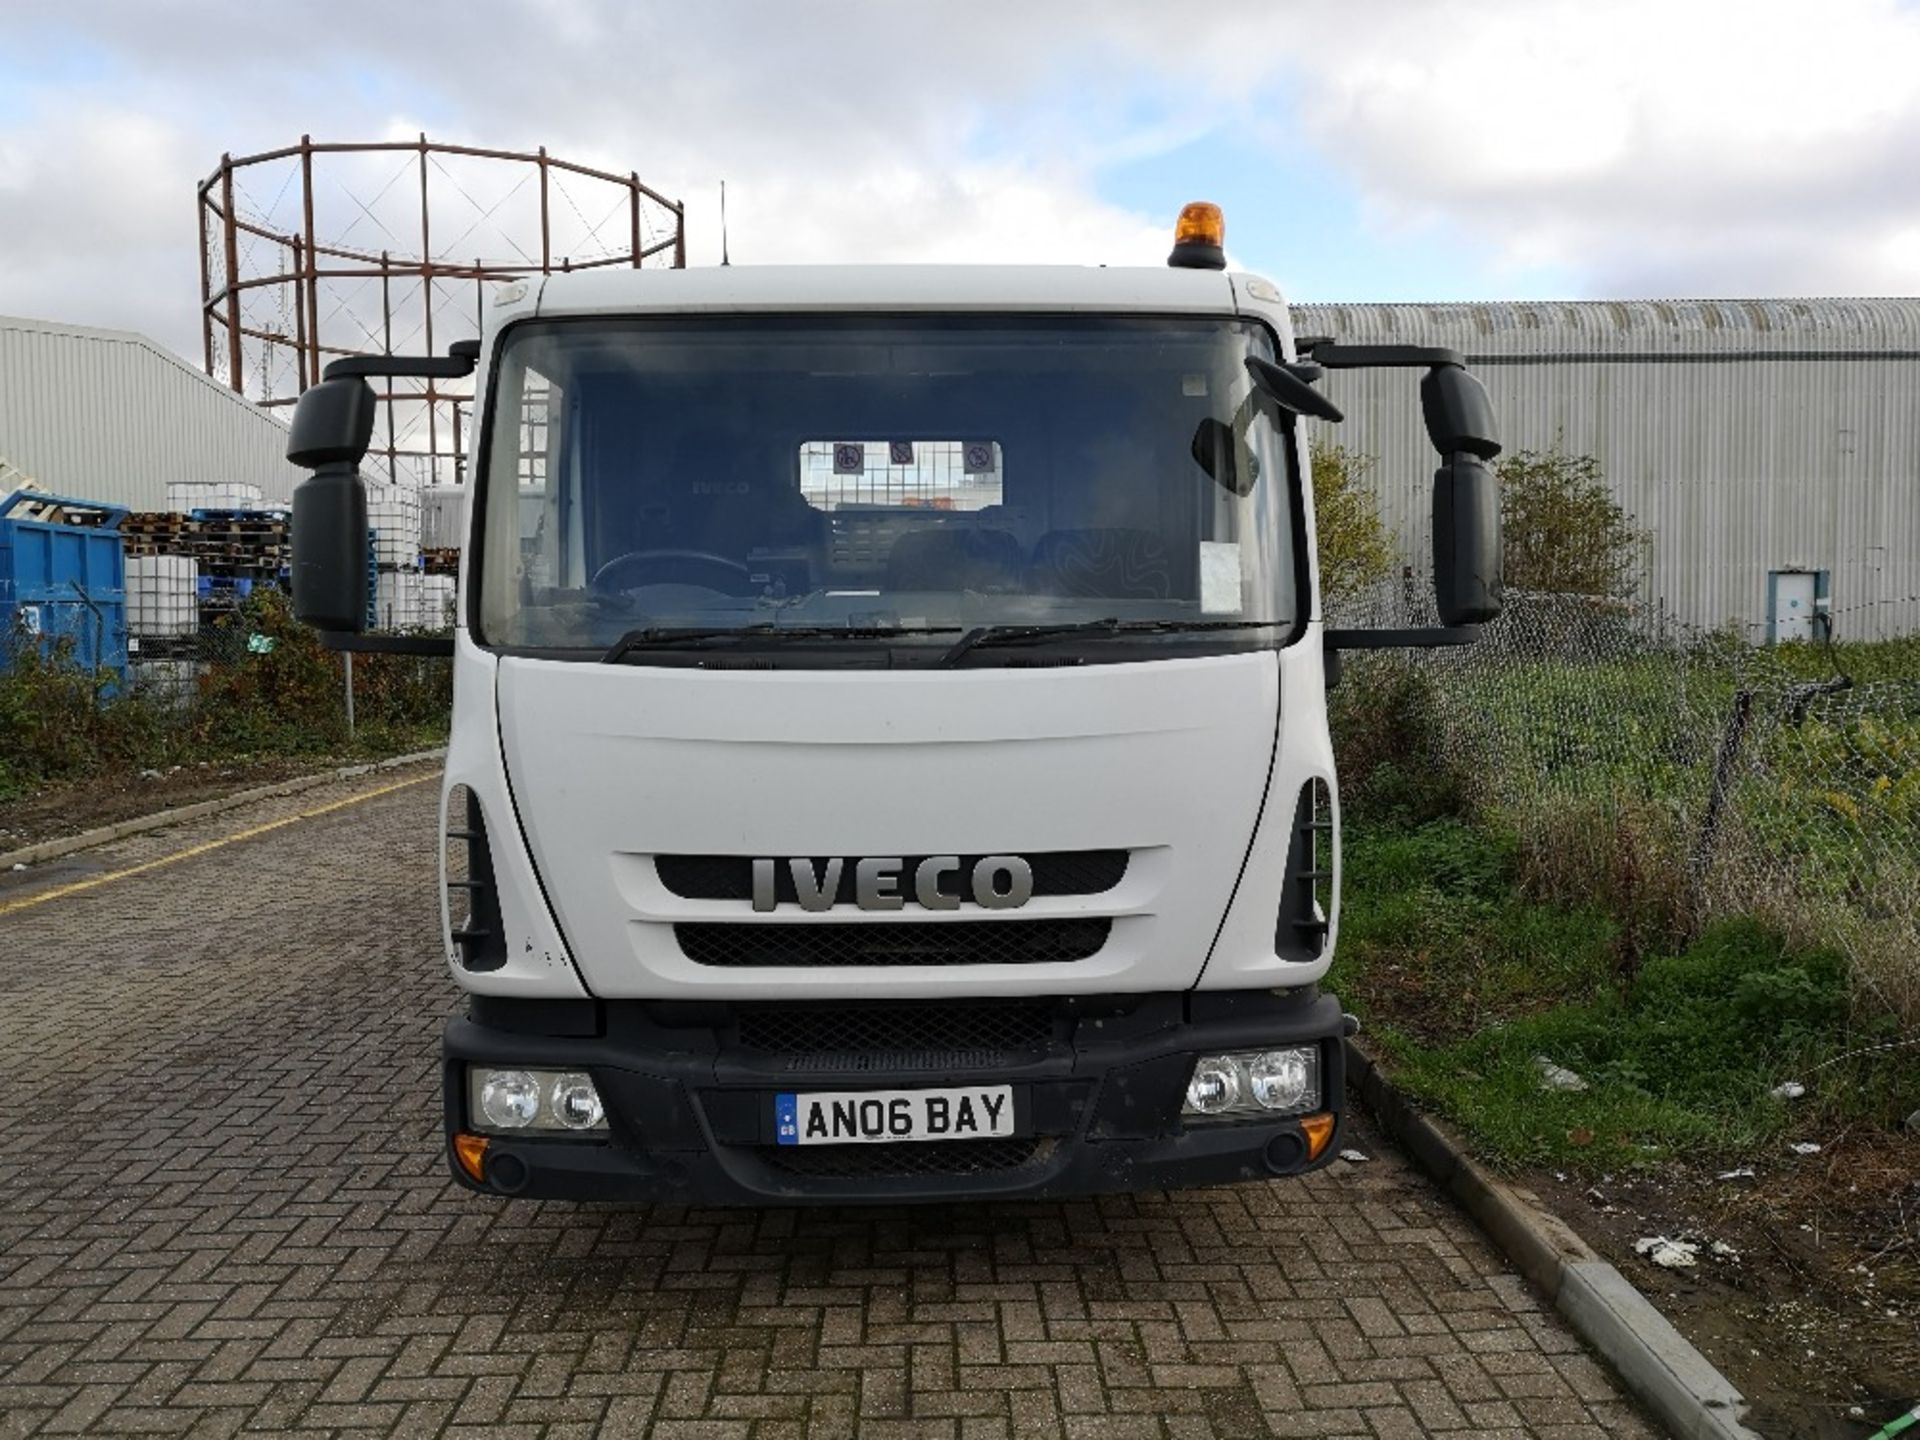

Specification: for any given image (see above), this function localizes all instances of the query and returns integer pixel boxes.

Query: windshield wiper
[604,623,960,663]
[937,618,1286,667]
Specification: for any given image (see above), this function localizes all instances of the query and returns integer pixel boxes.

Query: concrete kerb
[1346,1038,1764,1440]
[0,749,448,871]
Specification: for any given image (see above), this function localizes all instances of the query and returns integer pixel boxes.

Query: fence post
[1688,687,1753,909]
[343,652,355,740]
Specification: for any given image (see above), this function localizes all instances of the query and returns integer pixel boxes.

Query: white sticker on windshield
[1199,542,1242,614]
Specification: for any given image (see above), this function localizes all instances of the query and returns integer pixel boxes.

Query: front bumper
[442,989,1347,1204]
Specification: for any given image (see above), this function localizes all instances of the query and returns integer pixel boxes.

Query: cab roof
[531,264,1266,318]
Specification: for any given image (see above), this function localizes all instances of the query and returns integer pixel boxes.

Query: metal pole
[629,172,641,267]
[538,147,551,270]
[219,156,245,392]
[1689,687,1754,906]
[290,236,308,390]
[300,135,319,392]
[381,250,397,478]
[674,201,686,268]
[343,651,356,740]
[196,180,216,376]
[420,134,436,480]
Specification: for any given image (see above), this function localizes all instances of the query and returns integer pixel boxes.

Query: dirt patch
[0,758,341,852]
[1529,1132,1920,1439]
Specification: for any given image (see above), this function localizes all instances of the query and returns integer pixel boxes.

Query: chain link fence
[1330,577,1920,1027]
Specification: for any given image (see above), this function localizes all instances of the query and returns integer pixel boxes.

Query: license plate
[775,1086,1015,1146]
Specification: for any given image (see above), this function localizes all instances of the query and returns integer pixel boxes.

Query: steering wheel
[590,549,758,596]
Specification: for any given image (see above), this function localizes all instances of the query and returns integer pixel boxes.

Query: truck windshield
[474,314,1301,661]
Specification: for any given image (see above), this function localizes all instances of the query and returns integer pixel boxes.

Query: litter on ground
[1533,1055,1589,1092]
[1635,1235,1700,1269]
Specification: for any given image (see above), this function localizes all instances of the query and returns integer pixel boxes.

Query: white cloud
[0,0,1915,380]
[1274,0,1920,294]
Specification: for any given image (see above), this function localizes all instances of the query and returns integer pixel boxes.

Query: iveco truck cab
[287,203,1503,1204]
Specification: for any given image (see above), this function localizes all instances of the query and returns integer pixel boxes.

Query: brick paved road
[0,767,1658,1438]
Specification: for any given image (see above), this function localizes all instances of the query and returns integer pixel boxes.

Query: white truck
[286,204,1502,1203]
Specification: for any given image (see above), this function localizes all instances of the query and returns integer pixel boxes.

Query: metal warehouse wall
[1288,298,1920,641]
[0,314,301,509]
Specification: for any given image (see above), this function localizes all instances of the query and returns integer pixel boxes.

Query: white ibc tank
[365,483,423,568]
[421,485,466,551]
[167,480,264,513]
[375,569,426,629]
[422,573,458,628]
[130,657,204,710]
[126,555,199,638]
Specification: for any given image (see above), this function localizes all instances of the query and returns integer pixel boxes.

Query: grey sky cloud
[1,0,1915,372]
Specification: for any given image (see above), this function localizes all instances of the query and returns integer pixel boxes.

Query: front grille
[734,1001,1057,1071]
[759,1137,1052,1179]
[675,918,1110,968]
[656,850,1128,904]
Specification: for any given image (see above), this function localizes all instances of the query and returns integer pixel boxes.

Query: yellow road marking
[0,774,435,918]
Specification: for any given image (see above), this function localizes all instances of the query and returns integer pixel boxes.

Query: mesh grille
[656,851,1128,904]
[735,1002,1056,1070]
[675,919,1110,968]
[759,1137,1052,1179]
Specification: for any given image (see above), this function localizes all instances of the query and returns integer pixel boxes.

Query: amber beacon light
[1167,201,1227,270]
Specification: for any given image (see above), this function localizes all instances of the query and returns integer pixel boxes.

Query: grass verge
[1331,818,1920,1171]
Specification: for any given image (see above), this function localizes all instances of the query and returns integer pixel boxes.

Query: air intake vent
[675,918,1110,968]
[445,784,506,972]
[657,851,1128,904]
[1275,778,1333,961]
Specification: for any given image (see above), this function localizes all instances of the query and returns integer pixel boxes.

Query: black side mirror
[1421,365,1499,459]
[1246,357,1345,424]
[1423,365,1502,625]
[288,377,377,632]
[1433,453,1501,625]
[1190,417,1257,497]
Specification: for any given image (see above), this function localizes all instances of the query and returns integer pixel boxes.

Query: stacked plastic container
[125,555,199,638]
[365,484,423,568]
[422,573,458,629]
[374,568,426,629]
[167,480,264,513]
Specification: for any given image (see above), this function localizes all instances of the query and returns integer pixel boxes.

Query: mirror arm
[322,352,477,383]
[1323,624,1481,651]
[1302,341,1467,370]
[316,631,455,656]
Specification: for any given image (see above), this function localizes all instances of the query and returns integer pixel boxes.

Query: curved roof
[1287,297,1920,357]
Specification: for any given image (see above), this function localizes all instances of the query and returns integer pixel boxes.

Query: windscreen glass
[475,315,1301,659]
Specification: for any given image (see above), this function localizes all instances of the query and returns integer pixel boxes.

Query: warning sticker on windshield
[888,440,916,465]
[833,442,866,475]
[962,441,995,474]
[1199,542,1242,613]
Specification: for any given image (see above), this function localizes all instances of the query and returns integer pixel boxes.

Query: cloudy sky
[3,0,1918,372]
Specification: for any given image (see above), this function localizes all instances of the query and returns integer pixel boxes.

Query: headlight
[1182,1046,1320,1120]
[468,1067,610,1134]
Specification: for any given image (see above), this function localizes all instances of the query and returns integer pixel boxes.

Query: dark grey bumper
[441,989,1347,1205]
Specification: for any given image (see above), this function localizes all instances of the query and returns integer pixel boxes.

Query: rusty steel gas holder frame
[198,134,684,484]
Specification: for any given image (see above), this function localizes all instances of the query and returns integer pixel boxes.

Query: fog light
[1186,1056,1241,1114]
[549,1073,604,1130]
[479,1070,540,1129]
[1250,1049,1314,1112]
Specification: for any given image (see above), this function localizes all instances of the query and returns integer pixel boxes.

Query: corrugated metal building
[0,314,300,509]
[1289,298,1920,640]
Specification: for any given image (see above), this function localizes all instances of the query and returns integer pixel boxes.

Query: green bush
[1310,441,1398,603]
[0,589,448,802]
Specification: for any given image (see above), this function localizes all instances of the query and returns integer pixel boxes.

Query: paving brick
[0,771,1649,1437]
